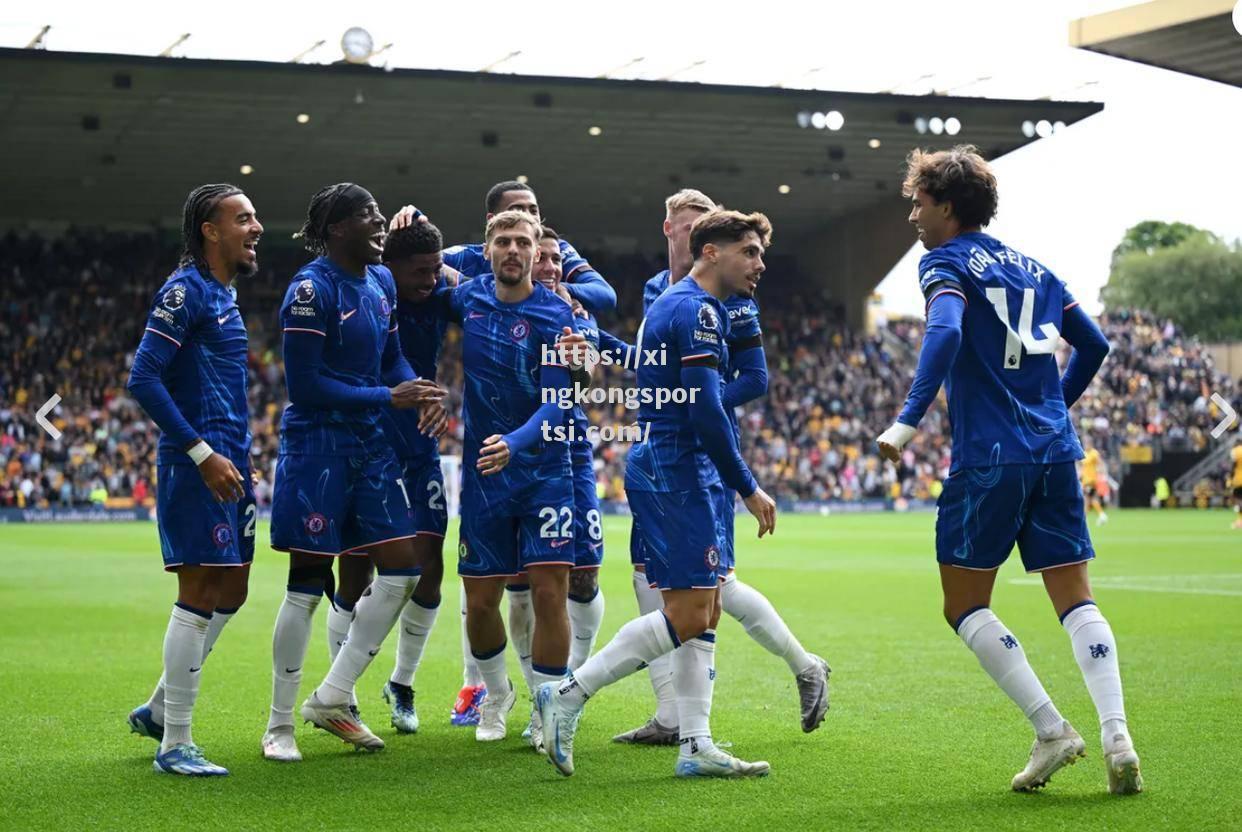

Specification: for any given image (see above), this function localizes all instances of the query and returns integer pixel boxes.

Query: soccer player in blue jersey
[433,210,579,743]
[262,184,446,761]
[875,146,1140,795]
[440,180,616,315]
[373,219,456,733]
[125,184,263,776]
[538,210,778,779]
[603,190,829,745]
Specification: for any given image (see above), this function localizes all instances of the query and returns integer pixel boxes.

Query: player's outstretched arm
[477,362,572,476]
[683,363,775,537]
[1059,304,1110,407]
[284,330,393,410]
[721,341,768,410]
[877,293,965,462]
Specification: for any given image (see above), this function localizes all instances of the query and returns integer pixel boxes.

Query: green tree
[1110,220,1218,265]
[1103,234,1242,340]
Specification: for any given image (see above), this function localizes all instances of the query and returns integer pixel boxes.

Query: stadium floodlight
[811,111,827,129]
[1035,119,1053,138]
[945,117,961,135]
[914,117,928,134]
[296,113,310,124]
[288,40,325,64]
[778,184,791,194]
[796,111,812,128]
[1053,120,1066,133]
[239,165,254,175]
[588,125,603,136]
[824,110,845,131]
[516,175,529,184]
[1021,120,1036,138]
[868,138,881,149]
[341,27,375,64]
[928,117,944,135]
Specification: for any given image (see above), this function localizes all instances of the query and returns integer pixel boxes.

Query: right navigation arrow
[1210,393,1238,439]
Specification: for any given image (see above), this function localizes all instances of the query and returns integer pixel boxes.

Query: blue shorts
[156,462,256,570]
[458,468,577,578]
[571,443,603,569]
[710,482,736,571]
[630,514,648,567]
[402,457,448,538]
[936,461,1094,572]
[270,452,416,556]
[626,488,722,590]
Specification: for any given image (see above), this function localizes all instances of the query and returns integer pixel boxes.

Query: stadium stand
[1,229,1237,509]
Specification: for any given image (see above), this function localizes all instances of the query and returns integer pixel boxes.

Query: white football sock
[268,588,321,731]
[319,572,417,706]
[506,585,536,695]
[473,644,510,700]
[326,596,357,707]
[632,571,677,726]
[532,663,568,692]
[568,587,605,670]
[957,607,1065,740]
[565,610,679,703]
[160,603,210,752]
[721,572,815,675]
[675,630,716,753]
[1062,602,1130,749]
[391,598,439,688]
[460,582,483,687]
[147,605,236,723]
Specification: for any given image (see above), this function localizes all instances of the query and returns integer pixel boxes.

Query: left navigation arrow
[36,394,62,440]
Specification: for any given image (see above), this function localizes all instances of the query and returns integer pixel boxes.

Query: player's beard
[235,259,259,279]
[496,261,528,286]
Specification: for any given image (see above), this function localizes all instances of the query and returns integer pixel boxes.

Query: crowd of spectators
[1,228,1237,510]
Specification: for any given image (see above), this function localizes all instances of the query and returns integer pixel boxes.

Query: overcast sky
[4,0,1241,314]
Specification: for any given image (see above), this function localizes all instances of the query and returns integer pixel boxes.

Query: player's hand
[743,486,777,538]
[250,468,261,488]
[876,422,917,463]
[558,327,592,370]
[477,434,510,475]
[390,379,446,410]
[417,400,450,438]
[199,454,246,503]
[389,204,428,231]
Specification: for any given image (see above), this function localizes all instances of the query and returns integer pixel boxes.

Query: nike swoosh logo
[573,636,591,641]
[404,627,419,636]
[189,666,202,673]
[368,649,379,657]
[468,312,485,320]
[285,667,301,674]
[217,314,231,325]
[340,309,358,322]
[550,539,570,548]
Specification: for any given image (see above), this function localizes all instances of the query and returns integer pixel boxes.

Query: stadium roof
[0,48,1100,250]
[1069,0,1242,88]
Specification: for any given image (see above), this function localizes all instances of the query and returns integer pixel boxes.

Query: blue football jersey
[444,239,592,283]
[918,232,1083,471]
[568,308,600,446]
[279,256,401,457]
[643,270,670,314]
[448,276,575,491]
[138,265,251,467]
[625,277,731,492]
[377,275,450,464]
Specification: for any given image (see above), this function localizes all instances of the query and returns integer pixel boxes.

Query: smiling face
[389,251,443,303]
[486,219,539,287]
[908,189,956,250]
[204,194,263,277]
[532,237,562,291]
[331,200,388,265]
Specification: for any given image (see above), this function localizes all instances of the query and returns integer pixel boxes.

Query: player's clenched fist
[743,486,777,538]
[390,379,446,410]
[876,422,916,463]
[477,434,511,475]
[198,453,246,503]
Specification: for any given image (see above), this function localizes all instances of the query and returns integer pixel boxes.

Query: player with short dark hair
[876,145,1141,795]
[261,183,445,761]
[125,183,263,776]
[538,209,778,779]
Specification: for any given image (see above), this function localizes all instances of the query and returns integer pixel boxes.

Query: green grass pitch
[1,511,1239,831]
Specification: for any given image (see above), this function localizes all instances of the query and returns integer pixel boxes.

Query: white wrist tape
[187,441,214,466]
[877,422,917,452]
